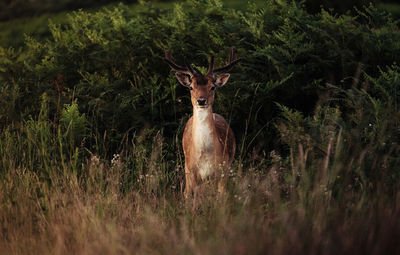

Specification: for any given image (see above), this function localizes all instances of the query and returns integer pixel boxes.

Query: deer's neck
[192,107,216,150]
[192,107,218,179]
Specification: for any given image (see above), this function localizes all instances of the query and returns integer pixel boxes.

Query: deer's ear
[214,74,230,87]
[175,73,191,87]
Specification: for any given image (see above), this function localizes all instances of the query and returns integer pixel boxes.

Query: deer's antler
[207,47,241,76]
[164,50,197,76]
[165,47,240,76]
[207,55,215,76]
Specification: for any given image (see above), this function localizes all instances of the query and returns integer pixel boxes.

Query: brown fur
[182,112,235,195]
[180,74,235,199]
[164,48,240,200]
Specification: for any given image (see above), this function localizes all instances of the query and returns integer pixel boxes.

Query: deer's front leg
[217,163,228,195]
[184,165,196,199]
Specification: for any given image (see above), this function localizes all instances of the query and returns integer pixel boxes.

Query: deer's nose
[197,99,207,106]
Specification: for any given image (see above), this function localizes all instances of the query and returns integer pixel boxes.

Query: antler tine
[164,50,194,76]
[212,58,241,74]
[228,46,236,63]
[164,50,171,61]
[212,46,241,74]
[207,55,214,76]
[184,57,197,75]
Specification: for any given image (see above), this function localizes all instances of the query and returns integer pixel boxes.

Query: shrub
[1,0,399,157]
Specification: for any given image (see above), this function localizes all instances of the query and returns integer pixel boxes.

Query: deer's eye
[210,86,216,91]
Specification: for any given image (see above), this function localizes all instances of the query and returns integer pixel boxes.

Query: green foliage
[304,0,372,14]
[277,65,400,197]
[0,0,398,157]
[61,100,87,145]
[0,0,399,193]
[0,1,398,176]
[0,12,70,48]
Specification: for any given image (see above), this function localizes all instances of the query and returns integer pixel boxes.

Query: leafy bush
[304,0,372,14]
[1,0,398,154]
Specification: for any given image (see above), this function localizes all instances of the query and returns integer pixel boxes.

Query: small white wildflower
[111,153,120,166]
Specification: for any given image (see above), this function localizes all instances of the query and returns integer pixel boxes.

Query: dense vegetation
[0,0,399,254]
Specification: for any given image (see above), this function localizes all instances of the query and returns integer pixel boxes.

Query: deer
[164,47,240,199]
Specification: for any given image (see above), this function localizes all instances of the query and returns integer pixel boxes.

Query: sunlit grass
[0,120,398,254]
[0,86,399,254]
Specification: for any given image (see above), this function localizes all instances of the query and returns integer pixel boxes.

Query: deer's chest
[193,122,214,152]
[193,120,216,179]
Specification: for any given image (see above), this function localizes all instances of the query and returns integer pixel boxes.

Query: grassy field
[0,0,400,254]
[0,117,399,254]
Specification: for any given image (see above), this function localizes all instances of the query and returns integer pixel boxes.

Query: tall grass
[0,87,399,254]
[0,143,398,254]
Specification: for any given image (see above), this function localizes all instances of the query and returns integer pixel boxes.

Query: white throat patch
[193,108,215,179]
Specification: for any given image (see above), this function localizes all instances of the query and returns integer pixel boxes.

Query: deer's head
[164,47,240,109]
